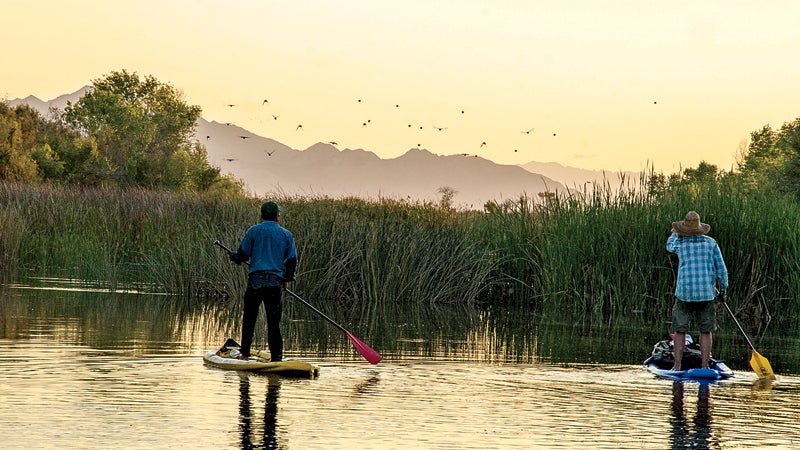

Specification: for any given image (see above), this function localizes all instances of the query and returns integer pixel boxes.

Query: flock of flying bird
[205,97,642,163]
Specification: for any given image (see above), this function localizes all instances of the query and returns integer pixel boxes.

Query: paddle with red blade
[214,239,382,364]
[283,288,382,364]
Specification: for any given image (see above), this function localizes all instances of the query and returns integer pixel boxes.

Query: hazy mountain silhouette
[519,161,642,194]
[5,87,606,208]
[6,86,91,119]
[195,118,564,208]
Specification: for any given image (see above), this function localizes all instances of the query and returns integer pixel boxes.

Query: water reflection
[670,381,717,449]
[751,379,775,392]
[4,277,800,375]
[4,279,800,449]
[238,374,282,450]
[351,374,380,396]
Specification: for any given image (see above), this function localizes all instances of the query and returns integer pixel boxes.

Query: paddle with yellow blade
[721,300,776,380]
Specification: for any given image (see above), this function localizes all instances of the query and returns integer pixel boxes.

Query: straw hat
[672,211,710,236]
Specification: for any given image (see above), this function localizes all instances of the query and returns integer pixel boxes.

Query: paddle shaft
[721,300,757,352]
[213,239,381,364]
[721,298,776,379]
[282,288,348,333]
[214,240,345,331]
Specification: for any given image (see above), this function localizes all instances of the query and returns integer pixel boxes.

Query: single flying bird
[521,128,535,134]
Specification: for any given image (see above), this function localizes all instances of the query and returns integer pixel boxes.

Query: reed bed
[1,179,798,329]
[457,175,799,329]
[0,207,26,282]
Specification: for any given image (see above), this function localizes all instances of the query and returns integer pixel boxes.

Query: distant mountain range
[6,88,89,121]
[519,161,642,192]
[194,118,567,208]
[6,87,641,208]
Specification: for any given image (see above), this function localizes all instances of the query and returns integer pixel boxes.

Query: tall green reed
[526,174,800,329]
[279,197,497,333]
[1,178,797,330]
[0,206,26,281]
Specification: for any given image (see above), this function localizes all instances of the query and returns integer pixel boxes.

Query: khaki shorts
[672,299,716,333]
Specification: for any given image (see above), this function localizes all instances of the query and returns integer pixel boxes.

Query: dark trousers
[240,285,283,361]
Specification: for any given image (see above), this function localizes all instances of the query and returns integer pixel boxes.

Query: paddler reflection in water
[239,374,281,449]
[670,381,713,448]
[230,201,298,361]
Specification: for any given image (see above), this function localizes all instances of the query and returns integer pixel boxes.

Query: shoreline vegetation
[2,71,799,333]
[2,176,798,332]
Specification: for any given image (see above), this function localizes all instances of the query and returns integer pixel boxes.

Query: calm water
[1,279,799,449]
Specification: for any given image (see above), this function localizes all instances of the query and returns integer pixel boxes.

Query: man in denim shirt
[230,201,298,361]
[666,211,728,371]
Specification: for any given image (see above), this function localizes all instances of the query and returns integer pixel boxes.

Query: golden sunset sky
[3,0,799,173]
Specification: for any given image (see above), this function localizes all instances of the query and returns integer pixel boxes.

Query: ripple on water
[2,341,800,449]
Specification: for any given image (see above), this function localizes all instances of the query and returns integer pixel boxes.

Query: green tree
[0,103,39,182]
[776,118,800,196]
[30,143,64,179]
[38,117,112,185]
[162,142,239,193]
[737,124,784,190]
[63,70,202,187]
[437,185,457,210]
[680,161,720,184]
[645,172,668,199]
[736,118,800,197]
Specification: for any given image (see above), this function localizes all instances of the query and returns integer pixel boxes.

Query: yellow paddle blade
[750,350,776,380]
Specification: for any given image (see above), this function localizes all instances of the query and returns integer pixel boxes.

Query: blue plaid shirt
[666,232,728,301]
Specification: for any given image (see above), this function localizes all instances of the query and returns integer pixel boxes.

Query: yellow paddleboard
[203,349,319,378]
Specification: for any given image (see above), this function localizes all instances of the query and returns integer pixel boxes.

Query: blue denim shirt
[234,220,298,288]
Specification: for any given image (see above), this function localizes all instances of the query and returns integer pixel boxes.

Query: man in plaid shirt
[666,211,728,371]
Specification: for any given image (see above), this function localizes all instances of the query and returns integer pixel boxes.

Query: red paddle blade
[346,332,382,365]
